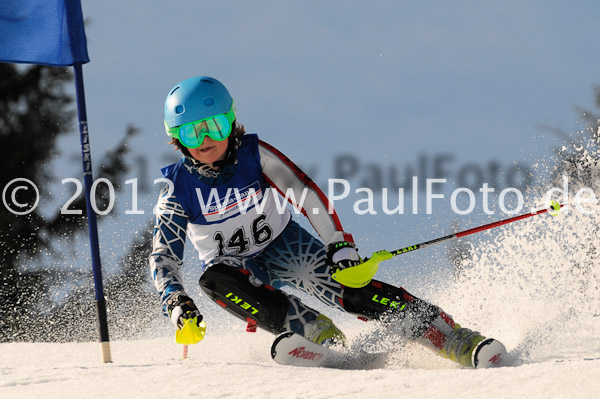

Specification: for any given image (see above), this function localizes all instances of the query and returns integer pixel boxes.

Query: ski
[271,331,386,369]
[271,331,341,367]
[272,331,508,369]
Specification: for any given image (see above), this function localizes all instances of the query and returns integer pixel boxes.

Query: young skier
[150,76,506,368]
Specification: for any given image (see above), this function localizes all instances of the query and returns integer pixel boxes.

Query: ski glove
[326,241,361,274]
[167,294,203,329]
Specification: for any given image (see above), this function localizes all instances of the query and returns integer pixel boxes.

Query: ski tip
[473,338,507,368]
[271,331,296,359]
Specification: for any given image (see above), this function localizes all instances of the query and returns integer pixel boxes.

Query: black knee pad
[342,280,441,337]
[199,263,290,334]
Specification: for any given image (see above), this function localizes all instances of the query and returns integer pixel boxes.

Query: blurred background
[1,0,599,342]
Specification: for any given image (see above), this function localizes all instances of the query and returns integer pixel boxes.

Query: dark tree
[0,64,143,341]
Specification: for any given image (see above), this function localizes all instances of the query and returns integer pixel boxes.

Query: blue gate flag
[0,0,89,67]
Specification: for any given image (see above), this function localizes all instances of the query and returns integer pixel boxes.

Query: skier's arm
[149,183,191,316]
[258,140,354,246]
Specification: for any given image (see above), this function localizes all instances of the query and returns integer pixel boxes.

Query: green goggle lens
[165,103,235,149]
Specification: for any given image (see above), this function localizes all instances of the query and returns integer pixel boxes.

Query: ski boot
[440,325,507,368]
[304,314,346,346]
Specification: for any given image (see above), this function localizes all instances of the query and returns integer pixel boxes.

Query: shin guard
[342,280,445,339]
[199,263,290,334]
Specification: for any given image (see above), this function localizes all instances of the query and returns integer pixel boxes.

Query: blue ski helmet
[164,76,234,130]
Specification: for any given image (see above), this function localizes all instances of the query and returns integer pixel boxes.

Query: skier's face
[188,136,229,164]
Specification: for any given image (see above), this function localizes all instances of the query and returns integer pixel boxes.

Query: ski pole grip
[331,250,393,288]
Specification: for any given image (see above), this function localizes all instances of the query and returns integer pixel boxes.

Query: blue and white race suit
[150,134,477,361]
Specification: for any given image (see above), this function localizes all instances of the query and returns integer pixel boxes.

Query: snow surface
[1,321,599,399]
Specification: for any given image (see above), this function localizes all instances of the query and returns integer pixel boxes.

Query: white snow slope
[1,321,599,399]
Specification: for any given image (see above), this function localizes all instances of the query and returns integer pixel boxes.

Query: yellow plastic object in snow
[175,318,206,345]
[331,250,393,288]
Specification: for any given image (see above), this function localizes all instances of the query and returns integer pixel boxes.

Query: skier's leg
[198,259,344,345]
[254,220,504,366]
[342,280,502,367]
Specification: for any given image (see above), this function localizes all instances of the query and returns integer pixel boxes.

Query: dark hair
[169,121,246,158]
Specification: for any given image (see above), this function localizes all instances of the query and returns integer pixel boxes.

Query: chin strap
[188,135,242,176]
[184,135,242,183]
[213,134,241,167]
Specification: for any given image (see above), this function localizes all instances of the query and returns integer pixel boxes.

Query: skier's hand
[167,294,203,329]
[326,241,361,274]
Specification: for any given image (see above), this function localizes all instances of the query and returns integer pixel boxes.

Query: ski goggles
[165,102,236,149]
